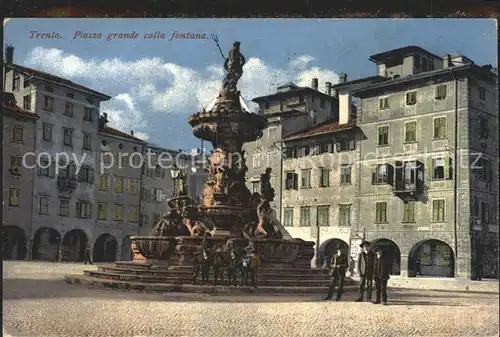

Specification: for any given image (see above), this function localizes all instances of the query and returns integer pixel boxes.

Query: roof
[277,82,299,89]
[252,85,334,102]
[284,119,357,141]
[354,63,495,98]
[369,46,443,64]
[100,127,146,143]
[330,76,387,89]
[2,92,39,119]
[5,63,111,100]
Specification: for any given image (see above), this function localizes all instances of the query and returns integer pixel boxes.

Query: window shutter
[77,168,83,182]
[88,203,92,219]
[387,164,394,185]
[37,164,42,176]
[371,171,376,185]
[76,202,81,217]
[349,139,355,150]
[395,161,403,190]
[294,173,299,189]
[89,169,95,184]
[426,157,433,181]
[335,142,340,152]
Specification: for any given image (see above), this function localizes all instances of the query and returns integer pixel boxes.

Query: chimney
[98,113,109,130]
[325,82,332,96]
[311,78,318,91]
[338,89,351,125]
[5,45,14,64]
[446,54,453,68]
[339,73,348,83]
[130,130,134,136]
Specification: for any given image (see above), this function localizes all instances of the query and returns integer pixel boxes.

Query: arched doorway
[32,227,61,261]
[61,230,88,262]
[93,234,118,262]
[317,238,349,268]
[408,239,455,277]
[371,238,401,275]
[120,236,133,261]
[2,226,28,260]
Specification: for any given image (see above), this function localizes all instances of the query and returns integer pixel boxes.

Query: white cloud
[25,47,340,143]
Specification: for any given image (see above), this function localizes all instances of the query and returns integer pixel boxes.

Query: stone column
[400,254,409,277]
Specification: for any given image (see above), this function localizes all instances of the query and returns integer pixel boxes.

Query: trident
[210,33,225,61]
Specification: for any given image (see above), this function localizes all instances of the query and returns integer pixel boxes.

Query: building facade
[353,47,498,279]
[2,92,39,260]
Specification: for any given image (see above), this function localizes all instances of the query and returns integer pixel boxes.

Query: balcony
[393,160,424,201]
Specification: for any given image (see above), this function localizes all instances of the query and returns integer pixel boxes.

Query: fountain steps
[65,274,358,294]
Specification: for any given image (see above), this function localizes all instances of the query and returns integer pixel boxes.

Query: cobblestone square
[3,261,499,337]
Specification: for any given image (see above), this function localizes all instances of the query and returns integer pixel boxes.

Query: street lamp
[170,165,181,196]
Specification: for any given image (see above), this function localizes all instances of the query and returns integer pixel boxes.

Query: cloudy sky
[4,19,497,151]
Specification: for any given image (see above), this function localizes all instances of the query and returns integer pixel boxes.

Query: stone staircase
[65,261,359,294]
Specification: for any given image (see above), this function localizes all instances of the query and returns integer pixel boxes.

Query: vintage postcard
[3,18,498,337]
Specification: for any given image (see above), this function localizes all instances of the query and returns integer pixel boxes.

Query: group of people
[324,240,391,305]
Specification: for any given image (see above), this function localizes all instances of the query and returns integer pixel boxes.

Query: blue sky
[4,19,497,150]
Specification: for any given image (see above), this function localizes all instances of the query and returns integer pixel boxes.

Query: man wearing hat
[355,241,375,302]
[373,247,391,305]
[324,244,348,301]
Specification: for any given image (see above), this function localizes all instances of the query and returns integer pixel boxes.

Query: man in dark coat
[83,245,92,265]
[355,240,374,302]
[373,247,390,305]
[324,245,348,301]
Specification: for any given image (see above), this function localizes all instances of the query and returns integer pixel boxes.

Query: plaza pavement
[3,261,499,337]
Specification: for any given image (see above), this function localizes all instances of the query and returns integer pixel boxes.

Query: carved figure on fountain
[150,209,190,237]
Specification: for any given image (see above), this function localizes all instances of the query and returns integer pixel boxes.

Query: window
[264,102,270,109]
[421,58,428,71]
[284,208,294,226]
[155,165,163,178]
[23,78,30,88]
[432,157,453,180]
[128,206,138,222]
[317,206,330,226]
[63,128,73,146]
[319,168,330,187]
[481,202,489,224]
[115,176,124,192]
[23,95,31,110]
[335,138,355,152]
[84,107,94,121]
[38,158,50,177]
[378,126,389,146]
[301,169,311,188]
[479,117,489,139]
[99,175,108,190]
[252,182,260,194]
[406,91,417,105]
[435,85,447,100]
[403,202,415,223]
[433,117,446,139]
[285,172,298,190]
[59,199,69,216]
[98,203,107,220]
[404,121,417,143]
[113,205,123,221]
[478,158,492,182]
[375,202,387,223]
[80,133,92,151]
[139,213,148,227]
[372,163,394,185]
[339,205,351,226]
[44,96,54,110]
[340,165,352,184]
[432,199,445,222]
[319,142,333,154]
[45,84,54,92]
[13,73,20,91]
[472,197,479,218]
[12,127,23,142]
[414,55,421,69]
[78,166,93,183]
[10,156,22,175]
[76,201,92,218]
[64,102,74,116]
[478,86,486,101]
[9,188,20,207]
[128,179,138,195]
[39,197,49,214]
[67,92,74,99]
[297,146,310,157]
[299,207,311,226]
[252,153,262,168]
[43,124,53,141]
[379,97,389,110]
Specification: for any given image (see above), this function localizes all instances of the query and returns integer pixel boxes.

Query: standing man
[323,245,348,301]
[83,245,92,265]
[355,240,375,302]
[373,247,390,305]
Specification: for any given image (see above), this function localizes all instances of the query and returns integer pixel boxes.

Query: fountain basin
[253,238,315,269]
[130,236,178,262]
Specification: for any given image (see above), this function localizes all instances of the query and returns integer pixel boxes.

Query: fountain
[66,41,355,293]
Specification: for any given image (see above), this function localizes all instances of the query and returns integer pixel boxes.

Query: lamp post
[170,164,181,197]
